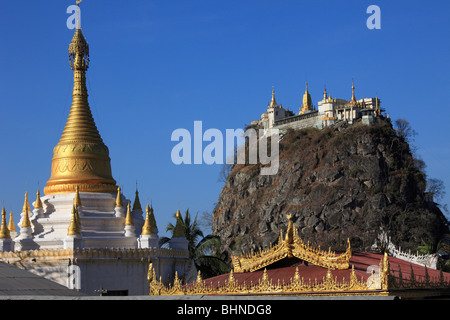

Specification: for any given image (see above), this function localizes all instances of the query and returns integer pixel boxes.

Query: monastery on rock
[0,4,192,296]
[251,81,385,135]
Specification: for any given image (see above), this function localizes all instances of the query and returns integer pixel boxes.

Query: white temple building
[252,81,385,135]
[0,3,192,296]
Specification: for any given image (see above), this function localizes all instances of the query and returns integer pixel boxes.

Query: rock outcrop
[212,120,449,261]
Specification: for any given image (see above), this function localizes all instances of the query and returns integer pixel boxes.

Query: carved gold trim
[148,264,384,296]
[232,215,351,273]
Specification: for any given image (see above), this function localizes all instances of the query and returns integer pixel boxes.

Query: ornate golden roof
[232,214,351,272]
[148,264,374,296]
[146,214,450,297]
[44,8,116,195]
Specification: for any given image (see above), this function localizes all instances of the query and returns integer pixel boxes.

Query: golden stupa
[44,16,116,195]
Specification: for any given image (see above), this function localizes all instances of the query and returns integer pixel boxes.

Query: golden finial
[76,0,82,5]
[172,208,185,238]
[323,87,328,101]
[67,205,81,236]
[22,192,31,214]
[115,186,123,208]
[132,187,142,211]
[196,270,203,284]
[34,188,43,209]
[300,82,312,114]
[142,204,157,235]
[0,207,10,239]
[8,211,16,232]
[21,210,31,229]
[73,185,82,208]
[269,88,279,108]
[350,79,356,103]
[228,269,235,284]
[125,202,134,226]
[21,192,32,229]
[285,214,294,244]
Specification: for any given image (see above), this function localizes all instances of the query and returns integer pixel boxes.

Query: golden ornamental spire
[73,186,82,208]
[299,82,313,114]
[132,188,142,211]
[285,214,294,244]
[0,207,10,239]
[142,204,157,235]
[350,79,356,104]
[67,205,81,236]
[269,89,279,108]
[125,202,134,226]
[22,192,31,214]
[172,209,185,238]
[115,186,123,207]
[8,211,16,233]
[21,192,32,228]
[34,188,43,209]
[44,3,116,195]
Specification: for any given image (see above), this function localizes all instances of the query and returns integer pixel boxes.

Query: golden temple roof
[147,215,450,297]
[232,214,351,273]
[44,5,116,195]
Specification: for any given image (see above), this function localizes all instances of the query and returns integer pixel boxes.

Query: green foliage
[160,209,231,278]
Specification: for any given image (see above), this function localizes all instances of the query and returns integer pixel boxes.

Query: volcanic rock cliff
[212,120,449,260]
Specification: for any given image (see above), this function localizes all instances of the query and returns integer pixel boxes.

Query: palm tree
[160,209,230,278]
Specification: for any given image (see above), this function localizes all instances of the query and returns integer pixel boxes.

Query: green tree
[160,209,230,278]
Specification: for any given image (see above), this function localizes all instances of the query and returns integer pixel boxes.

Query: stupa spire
[172,208,185,238]
[21,192,32,229]
[125,202,134,226]
[350,79,357,104]
[269,88,279,108]
[142,204,157,236]
[67,205,81,236]
[0,207,10,239]
[44,1,116,195]
[34,188,43,209]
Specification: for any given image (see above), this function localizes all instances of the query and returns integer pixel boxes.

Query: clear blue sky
[0,0,449,238]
